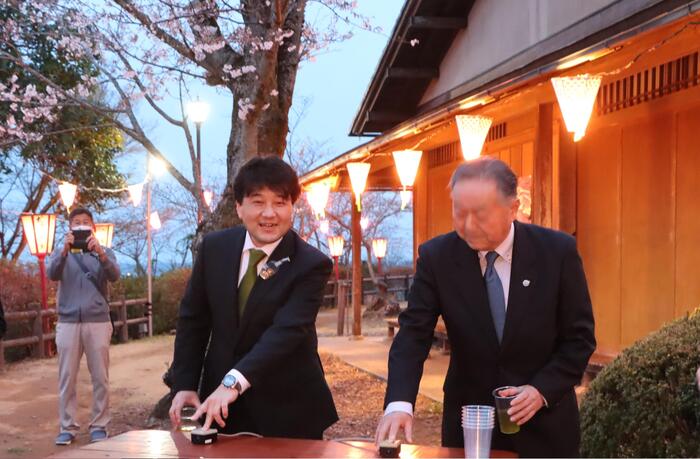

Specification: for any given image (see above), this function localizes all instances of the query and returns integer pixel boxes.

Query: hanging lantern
[94,223,114,248]
[346,162,370,211]
[306,180,332,219]
[360,216,369,231]
[551,74,602,142]
[319,219,330,234]
[149,211,162,230]
[327,235,345,258]
[203,190,214,210]
[455,115,492,160]
[392,150,422,210]
[58,182,77,210]
[20,213,56,257]
[372,237,388,259]
[128,183,144,207]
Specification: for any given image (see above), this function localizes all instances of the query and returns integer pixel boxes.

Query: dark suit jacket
[385,221,596,457]
[172,226,338,438]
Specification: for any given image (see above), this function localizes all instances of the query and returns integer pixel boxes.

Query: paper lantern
[58,182,77,210]
[149,211,162,230]
[94,223,114,248]
[319,219,330,234]
[203,190,214,210]
[306,181,332,219]
[372,238,387,259]
[551,74,602,142]
[456,115,492,160]
[393,150,422,210]
[327,235,345,258]
[346,162,371,211]
[128,183,144,207]
[20,213,56,257]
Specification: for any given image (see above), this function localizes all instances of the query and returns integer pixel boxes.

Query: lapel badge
[259,257,291,280]
[522,279,531,287]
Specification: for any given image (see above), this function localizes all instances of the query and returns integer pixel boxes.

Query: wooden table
[48,430,517,458]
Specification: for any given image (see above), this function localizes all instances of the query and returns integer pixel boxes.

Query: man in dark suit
[169,156,337,439]
[375,157,595,457]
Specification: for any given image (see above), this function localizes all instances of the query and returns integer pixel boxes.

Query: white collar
[243,231,283,258]
[479,222,515,263]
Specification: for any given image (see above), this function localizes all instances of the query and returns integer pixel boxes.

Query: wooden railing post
[32,304,44,359]
[119,297,129,343]
[336,281,346,336]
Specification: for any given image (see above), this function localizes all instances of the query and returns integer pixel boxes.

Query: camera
[71,228,92,252]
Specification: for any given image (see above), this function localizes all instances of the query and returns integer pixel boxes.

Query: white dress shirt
[226,231,283,393]
[385,223,515,417]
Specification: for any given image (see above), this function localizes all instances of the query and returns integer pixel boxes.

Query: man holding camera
[48,207,120,445]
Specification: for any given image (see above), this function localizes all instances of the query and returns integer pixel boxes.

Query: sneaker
[55,432,75,446]
[89,429,108,443]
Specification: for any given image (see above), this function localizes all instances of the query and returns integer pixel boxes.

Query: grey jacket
[47,248,121,323]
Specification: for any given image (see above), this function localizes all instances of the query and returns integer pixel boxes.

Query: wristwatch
[222,373,242,392]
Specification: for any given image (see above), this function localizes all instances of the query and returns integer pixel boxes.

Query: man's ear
[235,201,242,219]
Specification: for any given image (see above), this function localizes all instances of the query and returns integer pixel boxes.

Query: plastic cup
[461,405,494,458]
[179,406,198,432]
[492,386,520,434]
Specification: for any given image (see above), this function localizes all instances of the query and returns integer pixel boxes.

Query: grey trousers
[55,321,112,434]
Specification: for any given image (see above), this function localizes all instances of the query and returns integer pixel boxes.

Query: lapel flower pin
[522,279,531,287]
[259,257,291,280]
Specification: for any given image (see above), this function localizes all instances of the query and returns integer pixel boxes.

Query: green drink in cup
[492,386,520,434]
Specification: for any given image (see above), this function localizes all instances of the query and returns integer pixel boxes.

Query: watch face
[222,374,236,388]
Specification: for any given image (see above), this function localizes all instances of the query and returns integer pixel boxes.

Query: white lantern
[149,211,162,230]
[360,217,369,231]
[306,181,332,219]
[319,219,330,234]
[128,183,144,207]
[346,162,371,211]
[455,115,492,160]
[392,150,422,210]
[186,100,210,124]
[58,182,77,210]
[551,74,602,142]
[94,223,114,248]
[203,190,214,210]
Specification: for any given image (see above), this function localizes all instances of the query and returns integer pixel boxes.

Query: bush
[580,312,700,457]
[151,268,191,335]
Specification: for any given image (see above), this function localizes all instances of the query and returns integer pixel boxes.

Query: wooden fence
[322,274,414,307]
[0,297,150,369]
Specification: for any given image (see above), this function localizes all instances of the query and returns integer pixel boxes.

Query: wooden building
[300,0,700,355]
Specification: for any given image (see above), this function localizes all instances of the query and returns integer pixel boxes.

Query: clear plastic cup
[492,386,520,434]
[179,406,198,432]
[461,405,494,458]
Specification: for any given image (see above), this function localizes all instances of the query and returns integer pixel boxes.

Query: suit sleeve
[171,236,212,393]
[384,243,441,408]
[233,255,332,385]
[530,239,596,406]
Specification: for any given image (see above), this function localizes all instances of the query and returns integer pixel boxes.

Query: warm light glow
[306,180,332,219]
[372,238,388,259]
[551,74,602,141]
[128,183,144,207]
[149,211,162,230]
[58,182,77,210]
[327,235,345,258]
[94,223,114,248]
[20,213,56,257]
[360,217,369,231]
[456,115,492,160]
[149,157,167,177]
[392,150,422,209]
[346,162,371,211]
[319,219,329,234]
[203,190,214,210]
[186,100,210,124]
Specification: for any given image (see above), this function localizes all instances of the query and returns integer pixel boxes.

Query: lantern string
[36,168,148,194]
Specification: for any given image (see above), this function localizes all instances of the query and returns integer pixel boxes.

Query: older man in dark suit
[376,157,595,457]
[169,156,337,439]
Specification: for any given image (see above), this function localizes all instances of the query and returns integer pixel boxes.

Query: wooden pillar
[351,200,363,339]
[556,118,577,235]
[119,298,129,343]
[533,103,554,227]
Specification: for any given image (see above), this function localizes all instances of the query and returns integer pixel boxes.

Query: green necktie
[238,249,266,318]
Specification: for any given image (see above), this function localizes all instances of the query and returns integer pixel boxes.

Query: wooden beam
[387,67,439,79]
[533,103,553,227]
[351,199,363,339]
[410,16,467,29]
[556,119,577,234]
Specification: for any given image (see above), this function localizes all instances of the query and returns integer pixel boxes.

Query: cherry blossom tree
[0,0,372,254]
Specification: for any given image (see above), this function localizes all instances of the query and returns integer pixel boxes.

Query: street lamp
[372,237,388,275]
[187,99,210,222]
[327,235,345,281]
[94,223,114,248]
[145,155,166,337]
[20,213,56,355]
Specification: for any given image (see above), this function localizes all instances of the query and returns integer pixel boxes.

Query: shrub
[151,268,191,335]
[580,312,700,457]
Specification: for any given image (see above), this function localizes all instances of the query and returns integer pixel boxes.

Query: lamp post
[20,213,56,356]
[145,156,165,337]
[328,235,345,336]
[187,99,210,222]
[372,237,388,276]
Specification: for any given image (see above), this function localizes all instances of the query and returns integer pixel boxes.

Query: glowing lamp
[551,74,602,141]
[346,162,370,211]
[128,183,144,207]
[456,115,492,160]
[392,150,422,209]
[20,213,56,257]
[149,211,162,230]
[306,180,332,219]
[94,223,114,248]
[186,100,210,124]
[58,182,77,210]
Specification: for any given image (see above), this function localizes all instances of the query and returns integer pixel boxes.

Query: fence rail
[322,274,413,306]
[0,297,150,369]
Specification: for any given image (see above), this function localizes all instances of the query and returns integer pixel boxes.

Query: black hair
[449,156,517,199]
[68,207,94,224]
[233,156,301,204]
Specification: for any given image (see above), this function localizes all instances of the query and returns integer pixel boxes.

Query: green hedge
[580,312,700,457]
